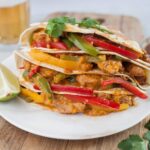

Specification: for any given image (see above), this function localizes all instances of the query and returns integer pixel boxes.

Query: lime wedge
[0,64,20,101]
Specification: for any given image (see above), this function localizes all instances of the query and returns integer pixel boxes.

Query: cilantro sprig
[46,16,76,38]
[46,17,113,38]
[79,18,113,34]
[79,18,99,28]
[118,135,147,150]
[118,120,150,150]
[145,120,150,130]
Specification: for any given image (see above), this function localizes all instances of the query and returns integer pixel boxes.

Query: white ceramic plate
[0,54,150,140]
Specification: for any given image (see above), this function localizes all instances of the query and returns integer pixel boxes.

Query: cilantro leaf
[46,21,65,38]
[51,16,76,24]
[118,135,147,150]
[144,131,150,141]
[46,16,76,38]
[144,119,150,150]
[148,142,150,150]
[46,17,113,37]
[79,18,99,28]
[145,120,150,130]
[79,18,113,34]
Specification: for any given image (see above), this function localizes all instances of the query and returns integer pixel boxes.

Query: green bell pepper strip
[60,54,78,61]
[62,38,74,48]
[68,33,99,56]
[22,70,29,80]
[53,73,67,83]
[33,73,53,100]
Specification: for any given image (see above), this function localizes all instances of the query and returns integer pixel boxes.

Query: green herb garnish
[79,18,113,34]
[79,18,99,28]
[145,120,150,130]
[118,135,147,150]
[46,17,113,38]
[145,120,150,150]
[117,119,150,150]
[46,16,76,38]
[143,130,150,150]
[144,131,150,141]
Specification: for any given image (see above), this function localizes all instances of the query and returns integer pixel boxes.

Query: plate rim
[0,106,149,140]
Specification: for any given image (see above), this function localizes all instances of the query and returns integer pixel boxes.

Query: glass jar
[0,0,30,44]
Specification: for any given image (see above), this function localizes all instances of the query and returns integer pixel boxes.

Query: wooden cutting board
[0,12,149,150]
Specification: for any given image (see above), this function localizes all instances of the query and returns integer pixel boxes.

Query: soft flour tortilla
[19,22,143,54]
[19,22,150,69]
[15,49,150,90]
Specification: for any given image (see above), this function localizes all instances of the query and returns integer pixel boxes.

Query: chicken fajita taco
[15,17,149,116]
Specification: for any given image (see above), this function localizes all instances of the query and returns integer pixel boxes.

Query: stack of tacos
[15,17,150,116]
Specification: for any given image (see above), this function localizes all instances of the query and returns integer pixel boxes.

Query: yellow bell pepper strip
[64,94,120,110]
[68,33,99,56]
[21,87,44,103]
[29,49,79,71]
[101,77,148,99]
[119,103,129,111]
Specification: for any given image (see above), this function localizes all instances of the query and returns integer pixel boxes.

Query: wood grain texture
[0,12,149,150]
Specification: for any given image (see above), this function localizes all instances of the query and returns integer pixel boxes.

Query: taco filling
[28,49,147,86]
[16,17,149,116]
[30,30,142,59]
[17,58,147,115]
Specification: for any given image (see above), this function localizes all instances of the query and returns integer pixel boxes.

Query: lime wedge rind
[0,64,20,102]
[0,93,18,102]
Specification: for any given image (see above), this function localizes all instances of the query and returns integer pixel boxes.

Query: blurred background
[30,0,150,37]
[0,0,150,60]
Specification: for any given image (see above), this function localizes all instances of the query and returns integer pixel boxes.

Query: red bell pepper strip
[33,84,40,90]
[50,41,68,50]
[51,84,93,96]
[32,83,119,109]
[64,94,120,110]
[101,78,148,99]
[28,66,40,78]
[31,40,48,48]
[84,35,140,60]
